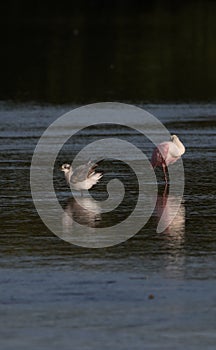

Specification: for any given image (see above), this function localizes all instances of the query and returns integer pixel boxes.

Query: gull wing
[70,161,98,184]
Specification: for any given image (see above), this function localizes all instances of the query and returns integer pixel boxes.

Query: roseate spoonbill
[151,135,185,183]
[61,160,103,195]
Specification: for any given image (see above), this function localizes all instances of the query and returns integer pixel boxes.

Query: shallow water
[0,103,216,349]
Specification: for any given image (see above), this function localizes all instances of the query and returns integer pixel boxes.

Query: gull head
[61,163,71,174]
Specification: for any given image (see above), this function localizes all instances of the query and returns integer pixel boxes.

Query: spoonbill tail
[61,160,103,195]
[151,135,185,183]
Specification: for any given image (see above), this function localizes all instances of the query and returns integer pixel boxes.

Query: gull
[151,134,185,183]
[61,160,103,195]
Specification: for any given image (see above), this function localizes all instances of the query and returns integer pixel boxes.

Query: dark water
[1,1,216,103]
[0,103,216,349]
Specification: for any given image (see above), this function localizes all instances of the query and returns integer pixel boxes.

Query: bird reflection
[155,185,185,238]
[62,197,101,234]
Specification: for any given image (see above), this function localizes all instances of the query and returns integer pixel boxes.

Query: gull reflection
[155,185,185,238]
[62,197,101,235]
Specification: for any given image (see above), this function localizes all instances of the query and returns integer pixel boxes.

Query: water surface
[0,103,216,349]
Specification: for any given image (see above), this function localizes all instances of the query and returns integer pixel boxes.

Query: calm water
[0,103,216,349]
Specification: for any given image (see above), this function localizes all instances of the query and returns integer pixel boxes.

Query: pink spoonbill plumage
[151,135,185,183]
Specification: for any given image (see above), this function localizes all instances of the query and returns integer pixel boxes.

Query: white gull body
[61,160,103,192]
